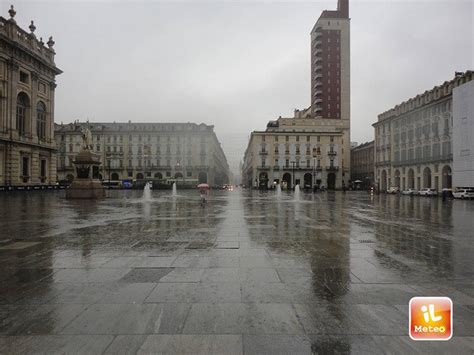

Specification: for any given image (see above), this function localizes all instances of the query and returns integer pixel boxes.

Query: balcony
[314,73,323,80]
[257,165,270,170]
[328,151,337,156]
[259,151,268,156]
[315,106,323,113]
[326,166,339,171]
[314,48,322,57]
[273,166,280,170]
[315,98,322,104]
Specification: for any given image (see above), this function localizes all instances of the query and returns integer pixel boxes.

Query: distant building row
[55,122,229,186]
[350,70,474,191]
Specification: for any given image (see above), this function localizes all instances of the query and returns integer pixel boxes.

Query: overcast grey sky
[2,0,472,174]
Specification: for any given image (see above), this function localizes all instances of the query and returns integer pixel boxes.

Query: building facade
[55,121,229,186]
[373,71,473,192]
[242,0,351,189]
[242,113,348,190]
[0,6,62,188]
[350,141,374,189]
[452,80,474,188]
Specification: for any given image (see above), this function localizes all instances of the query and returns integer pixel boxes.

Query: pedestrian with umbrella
[197,183,209,207]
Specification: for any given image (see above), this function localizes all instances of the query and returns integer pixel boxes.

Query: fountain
[294,184,301,201]
[143,182,152,202]
[171,182,177,197]
[66,127,105,199]
[276,184,282,199]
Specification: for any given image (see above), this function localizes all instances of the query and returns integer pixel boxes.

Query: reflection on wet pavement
[0,189,473,354]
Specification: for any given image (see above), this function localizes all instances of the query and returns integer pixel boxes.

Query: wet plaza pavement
[0,188,473,354]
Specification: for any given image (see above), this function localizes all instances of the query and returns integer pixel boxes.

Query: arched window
[37,101,47,140]
[16,93,30,136]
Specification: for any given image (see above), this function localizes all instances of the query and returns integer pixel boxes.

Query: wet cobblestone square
[0,189,473,354]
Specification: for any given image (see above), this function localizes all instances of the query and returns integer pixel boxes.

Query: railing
[259,151,268,155]
[326,166,339,171]
[328,151,337,156]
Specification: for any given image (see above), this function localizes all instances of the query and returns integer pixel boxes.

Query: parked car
[387,186,400,194]
[401,188,417,196]
[418,188,438,197]
[452,188,474,200]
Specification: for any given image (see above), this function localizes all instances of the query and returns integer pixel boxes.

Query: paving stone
[137,334,243,355]
[120,268,173,283]
[0,335,114,354]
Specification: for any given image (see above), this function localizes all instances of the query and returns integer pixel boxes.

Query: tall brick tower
[310,0,350,120]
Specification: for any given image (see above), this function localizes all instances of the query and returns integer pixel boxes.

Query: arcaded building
[373,71,473,192]
[242,0,351,189]
[0,6,62,188]
[350,141,374,189]
[242,112,349,189]
[55,121,229,187]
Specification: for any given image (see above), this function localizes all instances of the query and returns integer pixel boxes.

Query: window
[16,93,29,136]
[317,136,320,143]
[19,71,29,84]
[261,159,265,167]
[166,171,171,177]
[330,136,334,143]
[296,136,299,142]
[275,136,278,142]
[285,136,289,142]
[306,159,310,168]
[35,101,47,140]
[96,145,101,152]
[187,171,192,177]
[22,156,29,177]
[40,159,46,178]
[285,159,289,167]
[307,136,310,142]
[128,160,132,167]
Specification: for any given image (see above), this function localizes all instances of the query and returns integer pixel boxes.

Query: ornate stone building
[373,70,473,192]
[242,112,348,189]
[350,141,374,189]
[0,6,62,189]
[55,121,229,187]
[243,0,351,189]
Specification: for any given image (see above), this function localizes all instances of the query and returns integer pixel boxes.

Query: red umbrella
[197,183,209,189]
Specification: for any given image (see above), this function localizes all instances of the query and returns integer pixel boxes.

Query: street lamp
[291,161,296,189]
[312,147,318,188]
[107,158,111,188]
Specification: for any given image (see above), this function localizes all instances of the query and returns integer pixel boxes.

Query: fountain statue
[171,182,177,197]
[66,127,105,199]
[143,182,152,202]
[294,184,301,201]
